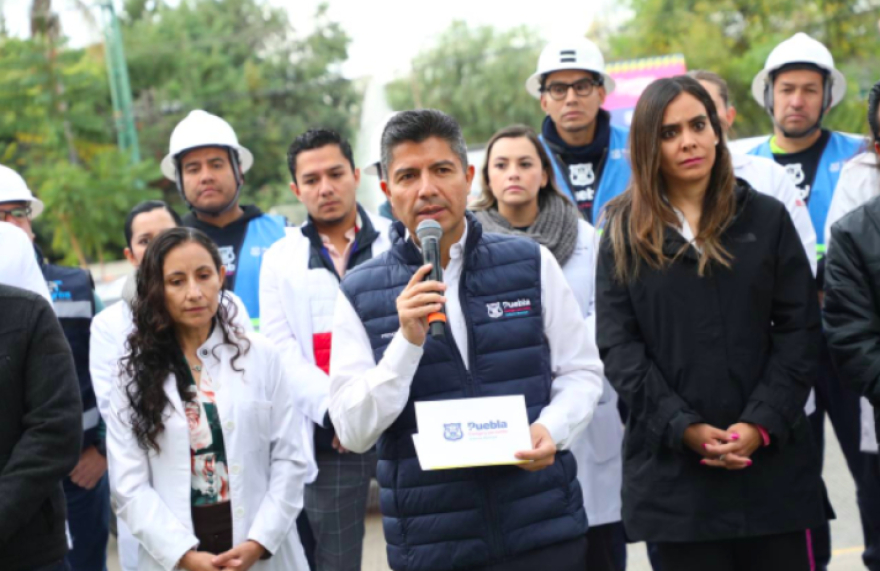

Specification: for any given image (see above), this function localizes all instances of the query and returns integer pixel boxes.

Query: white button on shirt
[328,220,605,455]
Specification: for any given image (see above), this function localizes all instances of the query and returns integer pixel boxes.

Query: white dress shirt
[329,220,605,455]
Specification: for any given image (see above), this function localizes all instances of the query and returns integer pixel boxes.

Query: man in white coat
[260,129,391,571]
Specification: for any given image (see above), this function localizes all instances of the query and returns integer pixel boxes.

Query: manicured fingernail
[702,443,708,449]
[700,459,707,465]
[746,460,753,467]
[731,433,740,441]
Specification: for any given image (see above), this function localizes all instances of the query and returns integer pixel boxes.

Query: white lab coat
[259,214,391,482]
[91,291,254,571]
[824,151,880,453]
[562,220,623,527]
[105,326,308,571]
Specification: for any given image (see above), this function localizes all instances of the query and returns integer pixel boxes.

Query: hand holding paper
[514,423,557,472]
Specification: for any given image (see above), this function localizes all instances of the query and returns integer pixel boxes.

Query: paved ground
[107,419,870,570]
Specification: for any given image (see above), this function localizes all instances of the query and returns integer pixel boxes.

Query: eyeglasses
[0,206,32,221]
[542,78,603,101]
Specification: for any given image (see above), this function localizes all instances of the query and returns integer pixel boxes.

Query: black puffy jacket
[824,195,880,444]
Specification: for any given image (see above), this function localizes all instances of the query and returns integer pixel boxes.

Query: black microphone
[416,219,446,339]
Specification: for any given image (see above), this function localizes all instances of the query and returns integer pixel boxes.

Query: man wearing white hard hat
[0,164,111,571]
[688,70,817,277]
[162,110,287,330]
[527,38,629,571]
[527,37,631,226]
[746,33,869,571]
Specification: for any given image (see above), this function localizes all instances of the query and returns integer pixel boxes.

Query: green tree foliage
[598,0,880,137]
[120,0,360,212]
[0,0,357,264]
[386,21,545,145]
[0,35,157,266]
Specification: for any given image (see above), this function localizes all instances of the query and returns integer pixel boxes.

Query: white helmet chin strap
[175,147,244,217]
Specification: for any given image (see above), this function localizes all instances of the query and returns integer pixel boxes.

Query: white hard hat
[751,33,846,109]
[160,110,253,181]
[526,38,615,99]
[364,112,400,177]
[0,164,44,219]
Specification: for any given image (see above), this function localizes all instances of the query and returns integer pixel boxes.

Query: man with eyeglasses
[0,164,110,571]
[525,38,631,571]
[526,38,631,226]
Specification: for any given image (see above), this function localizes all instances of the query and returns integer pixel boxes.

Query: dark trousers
[586,522,627,571]
[304,451,376,571]
[864,454,880,571]
[28,561,71,571]
[297,511,317,570]
[809,339,880,571]
[63,473,109,571]
[655,530,812,571]
[467,536,587,571]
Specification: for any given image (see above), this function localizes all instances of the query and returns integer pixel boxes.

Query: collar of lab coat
[163,320,235,419]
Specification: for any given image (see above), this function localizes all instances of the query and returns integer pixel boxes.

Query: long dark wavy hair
[121,227,249,452]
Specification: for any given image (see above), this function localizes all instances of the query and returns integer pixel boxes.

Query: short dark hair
[124,200,182,248]
[380,109,468,180]
[687,70,730,107]
[287,129,355,184]
[868,80,880,142]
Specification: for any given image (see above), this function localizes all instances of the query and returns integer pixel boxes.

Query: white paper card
[412,395,532,470]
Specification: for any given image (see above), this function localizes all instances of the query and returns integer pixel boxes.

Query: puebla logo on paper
[444,420,510,442]
[486,298,533,319]
[443,423,463,441]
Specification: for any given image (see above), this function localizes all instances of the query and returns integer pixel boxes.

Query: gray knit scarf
[472,192,580,266]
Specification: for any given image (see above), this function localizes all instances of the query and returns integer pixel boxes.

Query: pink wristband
[757,425,770,447]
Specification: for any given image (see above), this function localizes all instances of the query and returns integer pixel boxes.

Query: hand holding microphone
[396,220,447,346]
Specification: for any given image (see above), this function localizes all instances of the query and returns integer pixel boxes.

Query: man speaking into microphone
[329,109,604,571]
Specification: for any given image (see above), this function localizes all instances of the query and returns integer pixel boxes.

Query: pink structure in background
[603,54,687,127]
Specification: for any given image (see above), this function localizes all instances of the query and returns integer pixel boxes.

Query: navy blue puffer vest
[340,214,586,571]
[41,263,98,451]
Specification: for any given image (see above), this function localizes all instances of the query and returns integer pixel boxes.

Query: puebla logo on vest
[444,423,463,441]
[487,298,533,319]
[46,280,72,301]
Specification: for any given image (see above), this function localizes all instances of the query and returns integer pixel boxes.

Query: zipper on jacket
[458,266,507,560]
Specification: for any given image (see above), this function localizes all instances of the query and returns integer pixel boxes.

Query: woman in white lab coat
[470,124,625,571]
[92,201,253,571]
[106,227,308,571]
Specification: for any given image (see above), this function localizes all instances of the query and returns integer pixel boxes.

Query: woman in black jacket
[596,75,825,570]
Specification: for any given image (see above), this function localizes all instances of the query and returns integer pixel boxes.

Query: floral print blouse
[184,367,230,506]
